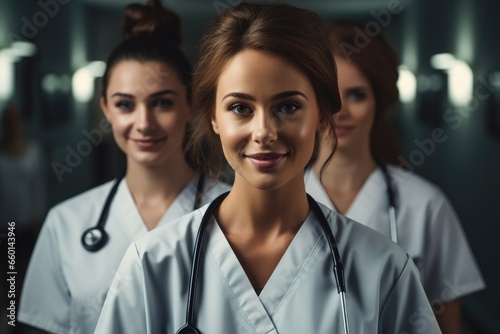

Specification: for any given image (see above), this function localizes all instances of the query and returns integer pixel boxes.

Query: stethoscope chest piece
[81,226,108,252]
[81,175,205,253]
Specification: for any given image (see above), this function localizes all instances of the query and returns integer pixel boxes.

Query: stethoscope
[81,174,206,252]
[176,192,350,334]
[377,163,398,243]
[378,164,427,270]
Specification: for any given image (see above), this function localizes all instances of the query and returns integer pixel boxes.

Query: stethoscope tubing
[176,192,228,334]
[81,176,122,252]
[377,163,398,244]
[177,192,350,334]
[81,174,206,252]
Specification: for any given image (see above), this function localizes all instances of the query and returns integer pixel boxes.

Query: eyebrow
[222,90,309,102]
[345,85,369,91]
[111,89,178,99]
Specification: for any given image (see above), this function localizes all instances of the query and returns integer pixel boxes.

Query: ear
[211,115,220,135]
[100,97,111,123]
[317,117,327,133]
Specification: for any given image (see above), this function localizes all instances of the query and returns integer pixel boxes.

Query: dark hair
[185,2,341,179]
[101,0,192,102]
[325,22,402,165]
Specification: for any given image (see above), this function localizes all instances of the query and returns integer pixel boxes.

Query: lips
[131,137,166,149]
[246,152,287,169]
[335,125,354,136]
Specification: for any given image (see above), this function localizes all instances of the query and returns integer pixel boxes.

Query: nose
[334,103,348,122]
[251,110,277,146]
[136,105,156,132]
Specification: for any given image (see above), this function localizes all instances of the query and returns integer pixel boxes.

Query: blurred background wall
[0,0,498,332]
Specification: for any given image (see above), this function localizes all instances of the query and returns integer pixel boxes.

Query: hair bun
[122,0,181,46]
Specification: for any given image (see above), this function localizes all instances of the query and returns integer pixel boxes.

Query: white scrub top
[18,175,230,334]
[305,166,485,304]
[95,201,441,334]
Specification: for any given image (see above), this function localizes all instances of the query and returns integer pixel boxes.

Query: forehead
[216,49,315,98]
[106,60,183,95]
[334,56,370,88]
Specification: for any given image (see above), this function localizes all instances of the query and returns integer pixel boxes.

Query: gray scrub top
[95,201,441,333]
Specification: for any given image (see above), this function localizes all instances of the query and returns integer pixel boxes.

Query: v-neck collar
[305,167,387,218]
[204,210,324,333]
[114,176,201,240]
[346,168,388,223]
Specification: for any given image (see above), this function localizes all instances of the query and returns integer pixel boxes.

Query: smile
[246,152,287,169]
[131,137,166,149]
[335,125,354,136]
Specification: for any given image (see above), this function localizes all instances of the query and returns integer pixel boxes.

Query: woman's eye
[348,90,367,102]
[115,101,134,111]
[154,98,173,108]
[229,104,252,115]
[276,102,301,114]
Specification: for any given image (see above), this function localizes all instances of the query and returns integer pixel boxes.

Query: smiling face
[101,60,191,169]
[212,49,320,190]
[334,56,376,153]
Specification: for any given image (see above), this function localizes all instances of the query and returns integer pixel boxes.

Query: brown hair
[185,2,342,179]
[101,0,191,102]
[122,0,181,43]
[326,22,402,165]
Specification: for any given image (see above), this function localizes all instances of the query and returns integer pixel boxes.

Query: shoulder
[304,167,320,187]
[318,202,409,266]
[317,201,416,305]
[132,204,207,261]
[200,177,231,204]
[386,165,447,204]
[52,180,115,212]
[45,180,116,229]
[205,177,231,195]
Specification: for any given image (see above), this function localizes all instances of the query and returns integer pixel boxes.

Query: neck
[313,137,377,193]
[125,158,196,205]
[217,173,309,236]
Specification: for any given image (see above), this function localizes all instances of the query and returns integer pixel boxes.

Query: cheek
[216,116,241,142]
[364,105,376,129]
[220,122,242,139]
[296,124,318,151]
[218,127,241,151]
[110,116,131,135]
[161,113,188,131]
[295,113,319,142]
[217,122,249,160]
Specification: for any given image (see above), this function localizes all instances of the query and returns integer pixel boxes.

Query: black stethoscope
[176,192,350,334]
[81,174,206,252]
[377,163,398,243]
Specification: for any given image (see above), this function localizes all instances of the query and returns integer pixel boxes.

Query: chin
[131,154,165,167]
[242,174,291,192]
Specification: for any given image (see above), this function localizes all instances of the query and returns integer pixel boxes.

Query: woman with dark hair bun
[18,1,229,333]
[95,3,440,333]
[306,22,485,334]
